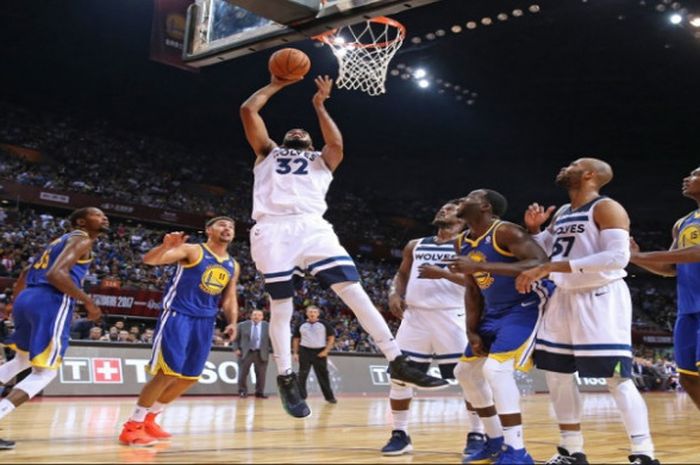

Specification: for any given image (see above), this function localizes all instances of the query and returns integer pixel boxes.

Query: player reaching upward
[381,200,486,457]
[118,217,239,446]
[630,166,700,411]
[0,207,108,450]
[517,158,658,465]
[240,74,447,419]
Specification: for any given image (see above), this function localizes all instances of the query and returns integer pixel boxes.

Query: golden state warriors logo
[679,225,700,249]
[199,265,231,295]
[467,251,495,290]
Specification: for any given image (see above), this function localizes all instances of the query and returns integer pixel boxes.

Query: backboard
[183,0,441,67]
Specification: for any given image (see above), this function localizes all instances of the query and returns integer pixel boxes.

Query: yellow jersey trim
[203,244,230,264]
[29,341,62,370]
[459,355,481,363]
[491,222,515,257]
[488,337,535,372]
[149,351,200,380]
[462,220,500,248]
[678,367,699,377]
[77,252,93,264]
[182,245,204,269]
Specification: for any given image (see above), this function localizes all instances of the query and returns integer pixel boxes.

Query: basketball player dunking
[381,200,486,456]
[0,207,108,450]
[630,166,700,411]
[517,158,658,465]
[240,74,447,419]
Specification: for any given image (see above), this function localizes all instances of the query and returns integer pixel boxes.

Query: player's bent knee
[14,367,58,399]
[482,357,514,384]
[389,385,414,400]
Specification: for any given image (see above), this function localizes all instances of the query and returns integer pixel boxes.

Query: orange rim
[312,16,406,49]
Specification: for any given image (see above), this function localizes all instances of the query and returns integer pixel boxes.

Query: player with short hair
[630,166,700,410]
[0,207,108,450]
[118,216,239,446]
[517,158,658,465]
[240,74,448,419]
[447,189,552,465]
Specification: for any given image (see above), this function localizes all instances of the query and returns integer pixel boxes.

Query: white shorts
[396,307,466,365]
[250,215,359,299]
[534,279,633,378]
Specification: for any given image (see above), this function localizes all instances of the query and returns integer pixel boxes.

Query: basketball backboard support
[182,0,442,67]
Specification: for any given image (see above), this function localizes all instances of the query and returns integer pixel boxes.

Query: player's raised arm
[142,232,200,267]
[240,75,301,159]
[388,240,417,319]
[46,235,101,320]
[312,75,343,172]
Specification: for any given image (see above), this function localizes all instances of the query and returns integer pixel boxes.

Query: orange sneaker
[119,420,159,447]
[144,412,172,441]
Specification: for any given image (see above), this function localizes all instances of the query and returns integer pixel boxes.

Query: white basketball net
[316,17,405,96]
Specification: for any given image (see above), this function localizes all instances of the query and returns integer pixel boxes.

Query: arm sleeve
[569,228,630,273]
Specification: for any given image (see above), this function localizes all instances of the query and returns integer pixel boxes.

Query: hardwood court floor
[0,392,698,463]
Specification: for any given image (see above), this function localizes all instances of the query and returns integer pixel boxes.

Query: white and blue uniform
[250,147,359,299]
[397,236,466,365]
[535,196,634,378]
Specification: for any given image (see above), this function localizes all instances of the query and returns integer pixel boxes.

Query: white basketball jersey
[405,237,465,310]
[548,196,626,290]
[252,147,333,221]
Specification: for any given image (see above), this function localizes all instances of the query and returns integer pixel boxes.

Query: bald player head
[555,157,613,191]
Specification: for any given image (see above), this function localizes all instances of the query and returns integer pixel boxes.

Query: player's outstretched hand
[271,74,303,87]
[163,231,188,248]
[85,300,102,322]
[524,203,556,234]
[312,75,333,106]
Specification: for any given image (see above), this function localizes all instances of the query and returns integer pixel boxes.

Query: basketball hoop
[313,16,406,96]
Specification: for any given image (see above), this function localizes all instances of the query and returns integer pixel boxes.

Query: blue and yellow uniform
[149,244,238,379]
[7,230,92,369]
[672,209,700,376]
[458,221,553,370]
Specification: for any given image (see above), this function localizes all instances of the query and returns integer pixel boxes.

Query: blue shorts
[462,304,542,371]
[675,313,700,376]
[148,309,215,379]
[6,286,74,369]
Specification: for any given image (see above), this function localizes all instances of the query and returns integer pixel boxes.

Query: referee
[292,305,337,404]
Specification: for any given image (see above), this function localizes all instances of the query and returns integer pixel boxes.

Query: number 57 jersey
[548,196,626,290]
[253,147,333,221]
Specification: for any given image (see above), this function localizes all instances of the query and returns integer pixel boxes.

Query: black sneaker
[628,455,660,465]
[388,355,449,390]
[381,429,413,456]
[0,438,15,450]
[276,373,311,419]
[546,447,589,465]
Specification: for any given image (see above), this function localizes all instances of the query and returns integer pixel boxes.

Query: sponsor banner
[150,0,198,72]
[43,343,610,396]
[87,288,163,318]
[0,180,210,228]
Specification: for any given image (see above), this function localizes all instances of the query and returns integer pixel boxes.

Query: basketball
[268,48,311,80]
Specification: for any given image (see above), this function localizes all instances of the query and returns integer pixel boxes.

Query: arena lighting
[670,13,683,23]
[690,16,700,27]
[418,79,430,88]
[413,68,427,79]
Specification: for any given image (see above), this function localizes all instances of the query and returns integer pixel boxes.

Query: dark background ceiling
[1,0,699,228]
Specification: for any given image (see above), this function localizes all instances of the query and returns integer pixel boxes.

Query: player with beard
[0,207,108,450]
[381,200,486,456]
[240,75,448,419]
[517,158,658,465]
[118,217,240,446]
[630,166,700,411]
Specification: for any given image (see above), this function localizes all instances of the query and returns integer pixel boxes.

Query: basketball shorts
[674,312,700,376]
[396,307,466,365]
[148,309,215,379]
[250,215,360,299]
[534,279,632,378]
[5,286,74,369]
[462,300,544,372]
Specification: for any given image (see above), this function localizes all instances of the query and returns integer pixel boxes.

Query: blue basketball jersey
[674,209,700,315]
[26,230,92,291]
[457,221,544,314]
[162,244,238,318]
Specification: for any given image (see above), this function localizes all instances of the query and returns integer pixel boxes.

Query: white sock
[332,282,401,360]
[560,430,584,454]
[269,298,294,375]
[468,409,485,434]
[151,401,166,415]
[392,409,409,433]
[481,414,503,439]
[608,378,654,458]
[129,404,150,422]
[503,424,524,450]
[0,399,15,421]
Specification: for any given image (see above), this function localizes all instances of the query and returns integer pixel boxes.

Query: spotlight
[332,36,346,45]
[481,17,493,25]
[497,13,509,21]
[411,36,422,44]
[466,21,478,29]
[451,25,463,33]
[413,68,427,79]
[670,13,683,24]
[418,79,430,88]
[529,4,541,13]
[436,29,446,37]
[512,9,524,17]
[400,73,411,80]
[425,32,436,40]
[690,16,700,27]
[390,69,400,76]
